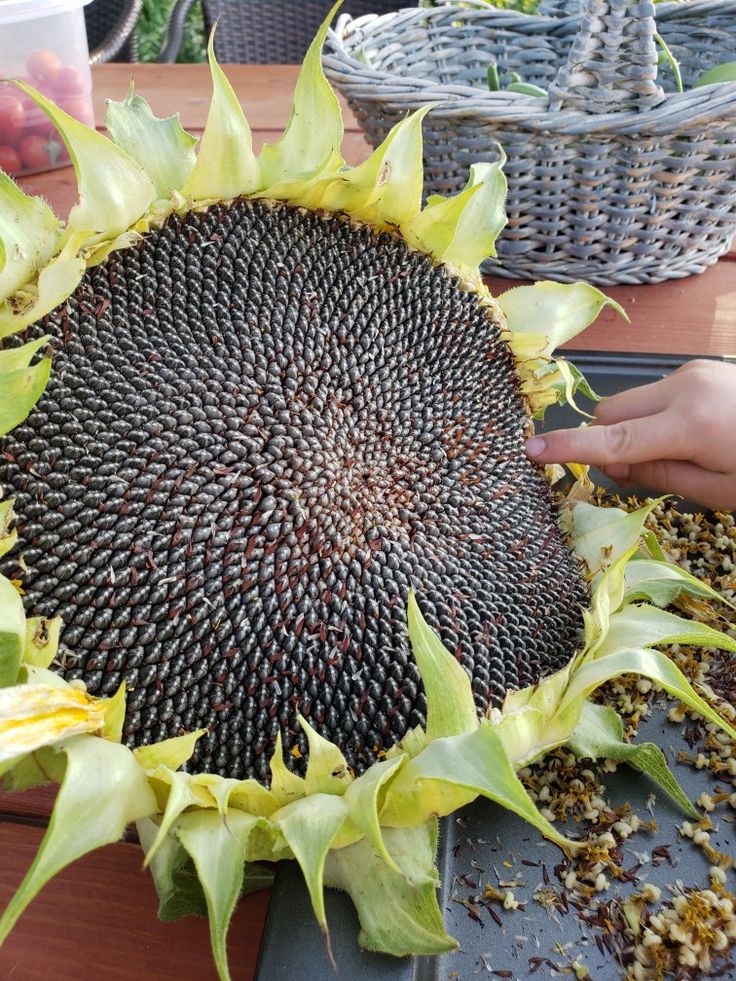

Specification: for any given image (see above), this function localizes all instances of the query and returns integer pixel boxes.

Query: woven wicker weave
[162,0,407,64]
[325,0,736,284]
[85,0,141,64]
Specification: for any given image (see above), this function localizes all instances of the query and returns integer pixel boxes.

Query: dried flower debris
[444,500,736,979]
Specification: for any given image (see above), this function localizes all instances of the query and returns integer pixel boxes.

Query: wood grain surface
[0,823,270,981]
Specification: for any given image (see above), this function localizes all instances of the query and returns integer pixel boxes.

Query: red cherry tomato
[0,145,21,175]
[54,67,86,97]
[57,95,94,127]
[0,95,26,147]
[26,122,57,144]
[18,95,48,137]
[18,133,63,171]
[26,49,61,88]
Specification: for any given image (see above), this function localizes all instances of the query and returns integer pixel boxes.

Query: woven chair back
[85,0,141,63]
[201,0,406,63]
[325,0,736,284]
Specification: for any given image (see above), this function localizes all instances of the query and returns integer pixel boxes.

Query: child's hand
[525,359,736,511]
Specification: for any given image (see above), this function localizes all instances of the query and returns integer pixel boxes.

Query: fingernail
[525,436,546,459]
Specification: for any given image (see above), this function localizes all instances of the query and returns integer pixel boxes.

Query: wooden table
[2,63,735,981]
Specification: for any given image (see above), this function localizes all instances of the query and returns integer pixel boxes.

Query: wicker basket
[324,0,736,284]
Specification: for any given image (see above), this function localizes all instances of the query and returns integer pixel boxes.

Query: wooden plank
[89,63,362,133]
[0,823,270,981]
[0,785,55,822]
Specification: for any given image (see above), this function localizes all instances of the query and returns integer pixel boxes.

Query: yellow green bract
[0,8,732,979]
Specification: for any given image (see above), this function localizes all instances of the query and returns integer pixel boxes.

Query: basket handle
[548,0,665,113]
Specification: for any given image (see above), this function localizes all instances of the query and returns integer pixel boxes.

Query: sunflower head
[0,9,733,980]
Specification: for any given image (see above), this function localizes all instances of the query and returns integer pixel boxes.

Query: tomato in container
[0,0,94,177]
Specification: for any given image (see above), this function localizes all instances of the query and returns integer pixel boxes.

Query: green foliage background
[137,0,206,62]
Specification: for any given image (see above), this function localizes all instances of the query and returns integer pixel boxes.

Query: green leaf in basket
[654,32,683,94]
[354,47,373,68]
[507,82,547,97]
[694,62,736,87]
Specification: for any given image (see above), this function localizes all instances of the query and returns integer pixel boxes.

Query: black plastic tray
[255,351,730,981]
[257,706,727,981]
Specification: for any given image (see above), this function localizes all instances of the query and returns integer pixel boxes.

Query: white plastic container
[0,0,94,177]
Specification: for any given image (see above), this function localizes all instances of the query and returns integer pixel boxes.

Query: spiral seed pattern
[0,200,587,780]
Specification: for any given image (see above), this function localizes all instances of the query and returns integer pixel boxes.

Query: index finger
[526,412,690,467]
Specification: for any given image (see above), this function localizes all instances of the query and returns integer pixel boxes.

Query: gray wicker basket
[324,0,736,284]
